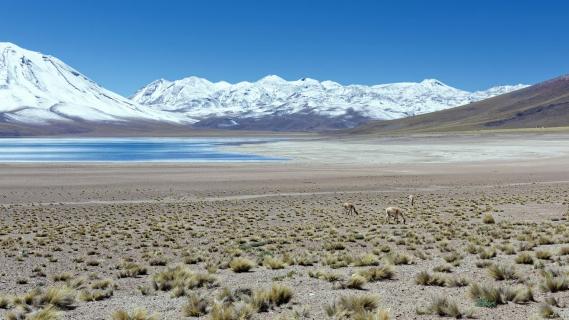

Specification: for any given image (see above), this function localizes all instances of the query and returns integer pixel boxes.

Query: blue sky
[3,0,568,95]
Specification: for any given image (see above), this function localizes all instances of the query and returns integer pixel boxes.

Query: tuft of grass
[52,272,73,282]
[325,294,380,318]
[79,289,113,302]
[117,262,147,278]
[353,253,380,267]
[26,306,61,320]
[343,274,368,290]
[469,283,534,307]
[487,264,519,281]
[229,257,256,273]
[540,272,569,293]
[415,272,468,287]
[0,295,12,309]
[433,264,453,273]
[152,265,217,293]
[350,309,391,320]
[536,250,552,260]
[482,214,495,224]
[91,279,113,290]
[358,265,395,282]
[415,271,446,286]
[558,247,569,256]
[111,308,158,320]
[183,293,209,317]
[478,248,496,260]
[511,286,535,304]
[262,256,285,270]
[39,286,76,310]
[210,301,254,320]
[515,252,534,265]
[416,296,472,318]
[538,303,560,318]
[251,284,293,312]
[384,252,413,265]
[309,270,343,282]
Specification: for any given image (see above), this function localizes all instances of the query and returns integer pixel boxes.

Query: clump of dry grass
[26,306,60,320]
[487,264,519,281]
[262,256,286,269]
[340,274,368,290]
[536,250,552,260]
[478,248,497,260]
[111,308,158,320]
[353,253,380,267]
[79,289,113,302]
[540,271,569,293]
[325,294,388,319]
[384,252,413,265]
[0,295,12,309]
[251,284,293,312]
[52,272,73,282]
[38,286,76,310]
[415,272,468,287]
[357,265,395,282]
[469,283,534,307]
[538,303,560,318]
[183,292,209,317]
[117,262,147,278]
[433,264,452,273]
[482,214,495,224]
[515,252,534,265]
[416,296,473,318]
[229,257,256,273]
[309,270,343,282]
[210,301,255,320]
[558,247,569,256]
[151,265,217,294]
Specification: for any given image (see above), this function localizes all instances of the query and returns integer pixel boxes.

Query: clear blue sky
[3,0,568,96]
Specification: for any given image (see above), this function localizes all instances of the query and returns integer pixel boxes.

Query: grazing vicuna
[385,206,406,224]
[343,202,359,215]
[409,194,415,207]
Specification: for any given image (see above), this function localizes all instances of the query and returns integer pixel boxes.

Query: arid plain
[1,133,569,320]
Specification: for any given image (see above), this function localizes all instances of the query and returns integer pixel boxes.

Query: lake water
[0,138,286,162]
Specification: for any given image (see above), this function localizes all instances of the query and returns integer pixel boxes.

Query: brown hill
[350,75,569,134]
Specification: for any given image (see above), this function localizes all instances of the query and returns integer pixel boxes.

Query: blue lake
[0,138,286,162]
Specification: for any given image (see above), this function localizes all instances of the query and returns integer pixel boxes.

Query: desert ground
[1,133,569,320]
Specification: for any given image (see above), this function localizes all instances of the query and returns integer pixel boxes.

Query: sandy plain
[1,133,569,320]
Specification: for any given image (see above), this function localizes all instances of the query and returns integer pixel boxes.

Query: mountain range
[0,42,534,135]
[132,75,527,130]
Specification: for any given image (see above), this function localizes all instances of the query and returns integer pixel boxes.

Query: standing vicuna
[408,194,415,207]
[343,202,359,215]
[385,206,406,224]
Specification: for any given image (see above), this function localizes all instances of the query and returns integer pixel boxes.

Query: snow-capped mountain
[0,42,528,132]
[0,42,184,124]
[132,75,528,130]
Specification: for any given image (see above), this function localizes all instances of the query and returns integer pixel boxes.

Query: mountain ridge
[348,74,569,134]
[132,74,527,130]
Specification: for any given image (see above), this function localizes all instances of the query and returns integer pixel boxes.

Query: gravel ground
[1,134,569,319]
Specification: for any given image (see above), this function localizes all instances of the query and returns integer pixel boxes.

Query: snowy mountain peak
[0,43,185,124]
[420,79,447,87]
[0,42,26,52]
[258,75,286,83]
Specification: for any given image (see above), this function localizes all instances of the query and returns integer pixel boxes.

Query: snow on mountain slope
[0,42,184,124]
[0,41,529,131]
[132,75,529,129]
